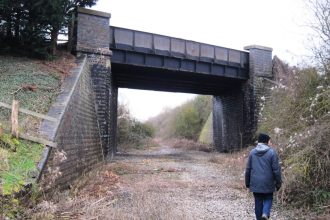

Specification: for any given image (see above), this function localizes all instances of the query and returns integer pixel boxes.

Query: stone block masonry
[37,55,104,189]
[244,45,273,77]
[38,7,116,189]
[213,89,244,152]
[76,7,111,51]
[75,7,116,160]
[87,53,117,160]
[242,45,273,144]
[213,45,273,150]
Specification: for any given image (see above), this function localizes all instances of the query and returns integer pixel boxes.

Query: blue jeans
[253,193,273,220]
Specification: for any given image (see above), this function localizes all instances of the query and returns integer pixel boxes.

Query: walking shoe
[261,214,269,220]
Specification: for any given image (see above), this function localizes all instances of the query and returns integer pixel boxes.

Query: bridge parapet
[244,45,273,78]
[76,7,112,55]
[110,26,249,69]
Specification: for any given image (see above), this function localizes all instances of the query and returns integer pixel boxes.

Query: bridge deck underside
[112,62,245,95]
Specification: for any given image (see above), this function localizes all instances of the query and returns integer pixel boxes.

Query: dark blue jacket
[245,143,282,193]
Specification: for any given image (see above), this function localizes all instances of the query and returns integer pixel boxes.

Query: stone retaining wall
[213,89,244,152]
[37,55,104,189]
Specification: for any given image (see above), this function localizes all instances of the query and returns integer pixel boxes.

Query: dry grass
[80,191,187,220]
[70,164,119,199]
[94,169,189,220]
[208,147,251,170]
[118,137,159,153]
[28,164,120,219]
[29,158,190,220]
[169,138,213,152]
[108,162,140,175]
[38,51,76,82]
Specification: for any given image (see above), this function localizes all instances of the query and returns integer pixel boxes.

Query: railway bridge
[38,7,273,187]
[75,7,273,155]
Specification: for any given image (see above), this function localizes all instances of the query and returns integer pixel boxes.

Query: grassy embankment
[258,64,330,214]
[0,54,74,217]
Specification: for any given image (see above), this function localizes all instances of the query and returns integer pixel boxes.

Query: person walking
[245,133,282,220]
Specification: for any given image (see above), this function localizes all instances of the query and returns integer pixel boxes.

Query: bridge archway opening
[116,88,199,151]
[110,58,246,155]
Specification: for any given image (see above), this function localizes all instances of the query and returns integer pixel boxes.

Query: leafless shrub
[259,64,330,211]
[306,0,330,75]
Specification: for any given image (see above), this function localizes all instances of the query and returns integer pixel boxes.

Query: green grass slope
[0,54,74,218]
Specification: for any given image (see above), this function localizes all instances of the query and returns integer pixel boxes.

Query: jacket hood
[254,143,270,156]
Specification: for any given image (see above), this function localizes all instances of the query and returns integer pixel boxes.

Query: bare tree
[308,0,330,75]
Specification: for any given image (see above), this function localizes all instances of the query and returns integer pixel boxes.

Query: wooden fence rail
[0,101,58,122]
[0,100,58,148]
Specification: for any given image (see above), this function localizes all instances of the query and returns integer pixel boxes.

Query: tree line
[0,0,97,58]
[307,0,330,76]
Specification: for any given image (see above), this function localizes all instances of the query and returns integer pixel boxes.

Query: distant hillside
[148,95,212,141]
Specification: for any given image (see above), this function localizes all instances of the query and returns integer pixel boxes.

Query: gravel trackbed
[31,145,293,220]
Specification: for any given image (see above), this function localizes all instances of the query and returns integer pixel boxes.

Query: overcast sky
[92,0,312,121]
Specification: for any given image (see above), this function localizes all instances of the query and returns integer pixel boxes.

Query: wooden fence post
[0,100,58,147]
[0,123,3,136]
[11,100,19,138]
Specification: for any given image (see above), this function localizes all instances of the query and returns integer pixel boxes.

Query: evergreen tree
[0,0,98,57]
[30,0,97,55]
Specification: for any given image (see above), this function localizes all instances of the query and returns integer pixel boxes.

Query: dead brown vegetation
[259,58,330,213]
[39,51,76,82]
[168,138,213,152]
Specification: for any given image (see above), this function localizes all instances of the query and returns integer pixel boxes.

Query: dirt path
[31,145,294,219]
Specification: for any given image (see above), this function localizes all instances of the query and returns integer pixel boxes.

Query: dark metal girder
[112,63,245,82]
[114,72,238,90]
[111,49,248,80]
[115,76,234,90]
[112,63,243,95]
[113,70,239,86]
